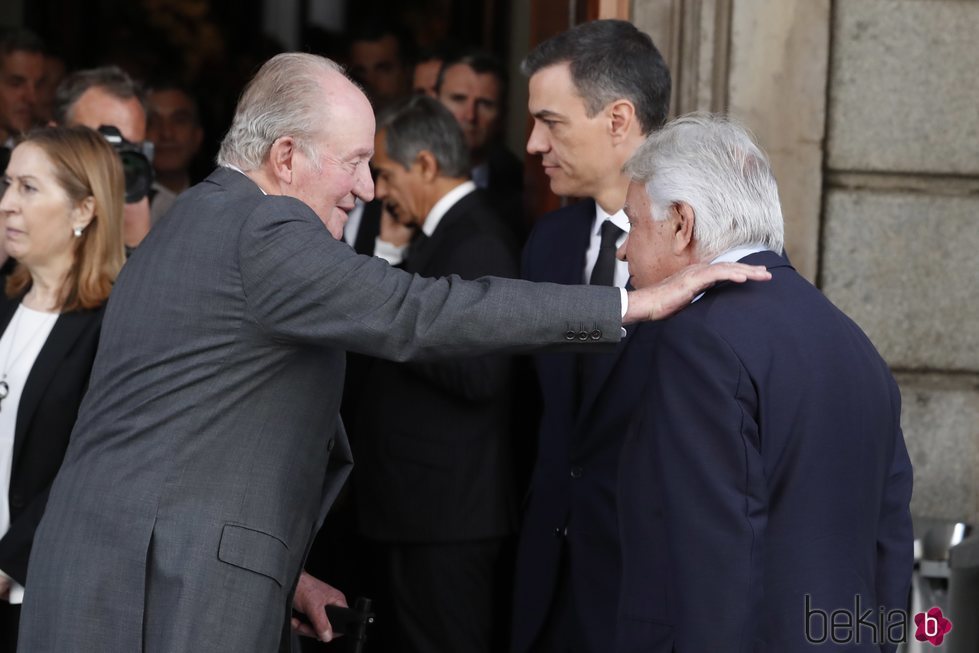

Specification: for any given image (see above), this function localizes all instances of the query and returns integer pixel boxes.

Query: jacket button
[327,437,335,452]
[589,329,602,340]
[577,331,589,341]
[565,330,576,340]
[9,493,24,509]
[570,466,583,479]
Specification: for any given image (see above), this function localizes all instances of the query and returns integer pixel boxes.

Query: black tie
[589,220,624,286]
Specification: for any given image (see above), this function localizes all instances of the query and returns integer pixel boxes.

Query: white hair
[623,113,784,258]
[217,53,347,171]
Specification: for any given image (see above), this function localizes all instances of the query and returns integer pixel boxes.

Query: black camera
[97,125,155,204]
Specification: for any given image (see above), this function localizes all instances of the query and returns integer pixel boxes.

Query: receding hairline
[307,70,376,151]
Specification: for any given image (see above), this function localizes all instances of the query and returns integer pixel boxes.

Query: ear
[607,99,638,142]
[71,195,96,232]
[414,150,440,182]
[268,136,297,185]
[671,202,696,255]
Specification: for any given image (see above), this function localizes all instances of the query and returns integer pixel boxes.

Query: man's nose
[462,100,476,124]
[373,176,387,200]
[616,236,628,261]
[526,122,548,155]
[357,165,375,203]
[23,83,38,105]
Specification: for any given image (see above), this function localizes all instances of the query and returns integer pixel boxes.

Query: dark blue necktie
[589,220,624,286]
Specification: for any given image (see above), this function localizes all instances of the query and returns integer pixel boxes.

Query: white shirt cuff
[619,288,628,336]
[0,568,24,605]
[374,238,407,266]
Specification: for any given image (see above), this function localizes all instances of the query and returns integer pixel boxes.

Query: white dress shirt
[0,305,59,604]
[374,181,478,267]
[691,243,769,303]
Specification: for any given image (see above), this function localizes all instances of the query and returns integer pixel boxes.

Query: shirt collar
[422,180,477,237]
[709,243,769,264]
[593,203,630,235]
[222,163,268,195]
[691,243,769,303]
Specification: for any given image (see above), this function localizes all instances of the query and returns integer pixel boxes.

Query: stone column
[822,0,979,526]
[631,0,979,525]
[632,0,830,282]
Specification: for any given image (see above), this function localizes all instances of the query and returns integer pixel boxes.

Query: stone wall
[823,0,979,525]
[633,0,979,526]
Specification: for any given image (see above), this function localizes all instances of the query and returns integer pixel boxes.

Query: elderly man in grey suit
[17,54,769,652]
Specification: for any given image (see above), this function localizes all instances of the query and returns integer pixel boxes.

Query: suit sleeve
[400,231,519,400]
[237,197,621,361]
[644,317,766,652]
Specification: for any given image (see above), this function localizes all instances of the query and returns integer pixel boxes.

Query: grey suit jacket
[18,167,621,653]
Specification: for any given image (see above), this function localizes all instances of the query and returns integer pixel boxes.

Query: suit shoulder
[527,200,594,242]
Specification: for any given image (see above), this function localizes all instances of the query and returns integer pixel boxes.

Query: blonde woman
[0,125,124,648]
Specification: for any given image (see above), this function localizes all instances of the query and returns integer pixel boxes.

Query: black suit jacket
[0,296,104,584]
[512,200,658,653]
[616,251,913,652]
[349,200,383,256]
[350,189,521,542]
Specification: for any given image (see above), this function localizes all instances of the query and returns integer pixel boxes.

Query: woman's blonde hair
[6,125,126,311]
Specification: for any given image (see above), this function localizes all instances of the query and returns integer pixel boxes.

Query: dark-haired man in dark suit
[514,19,673,653]
[349,94,519,653]
[436,50,527,243]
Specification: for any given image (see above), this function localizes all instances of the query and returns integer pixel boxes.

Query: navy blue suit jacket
[617,251,913,653]
[513,200,658,652]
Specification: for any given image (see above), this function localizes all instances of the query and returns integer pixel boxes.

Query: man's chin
[326,211,348,240]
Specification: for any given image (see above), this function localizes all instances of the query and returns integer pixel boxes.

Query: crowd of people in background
[0,19,533,653]
[0,13,912,653]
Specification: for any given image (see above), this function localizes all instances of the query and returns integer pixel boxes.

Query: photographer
[54,66,173,250]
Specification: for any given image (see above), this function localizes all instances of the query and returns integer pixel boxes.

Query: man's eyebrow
[532,109,563,121]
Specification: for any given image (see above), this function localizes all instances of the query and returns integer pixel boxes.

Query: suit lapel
[576,320,638,425]
[353,201,382,256]
[0,298,18,334]
[533,200,598,420]
[12,310,95,466]
[405,192,477,275]
[553,199,595,286]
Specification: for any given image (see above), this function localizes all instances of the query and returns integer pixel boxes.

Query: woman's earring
[73,226,84,237]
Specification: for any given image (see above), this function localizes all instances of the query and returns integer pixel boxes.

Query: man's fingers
[326,590,349,609]
[625,262,772,323]
[306,607,334,642]
[292,617,316,637]
[705,262,771,282]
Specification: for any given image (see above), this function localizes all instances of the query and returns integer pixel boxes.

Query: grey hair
[376,95,470,178]
[217,53,347,171]
[624,113,784,258]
